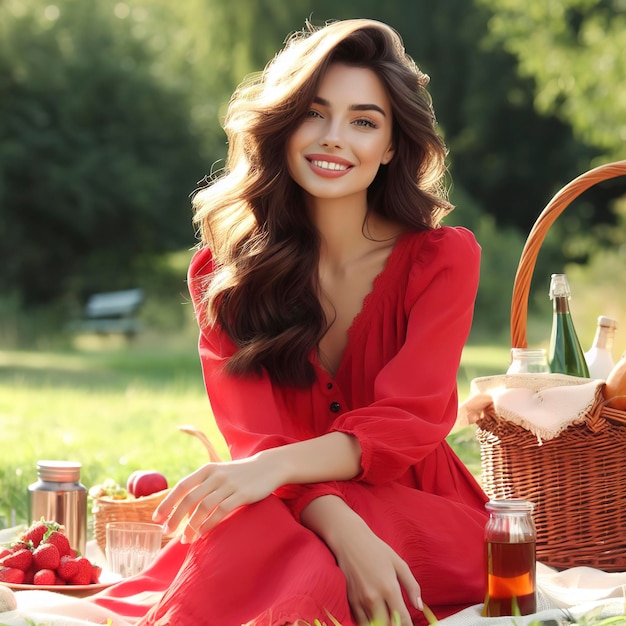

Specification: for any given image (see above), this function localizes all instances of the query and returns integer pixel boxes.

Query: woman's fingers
[154,461,265,541]
[152,464,215,527]
[350,579,413,626]
[395,558,423,612]
[182,489,245,542]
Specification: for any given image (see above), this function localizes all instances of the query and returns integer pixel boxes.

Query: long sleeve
[328,226,481,484]
[187,226,481,520]
[188,249,346,508]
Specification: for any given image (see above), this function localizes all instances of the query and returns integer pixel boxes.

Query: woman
[94,18,488,626]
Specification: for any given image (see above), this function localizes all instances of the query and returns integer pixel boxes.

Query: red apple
[127,470,168,498]
[126,470,149,496]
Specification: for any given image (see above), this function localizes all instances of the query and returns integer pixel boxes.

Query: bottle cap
[37,460,82,482]
[598,316,617,330]
[549,274,570,299]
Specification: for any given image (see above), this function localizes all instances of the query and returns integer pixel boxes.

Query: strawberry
[90,564,102,584]
[0,547,10,560]
[0,548,33,572]
[69,556,92,585]
[33,568,56,586]
[20,521,52,549]
[57,555,79,581]
[43,530,71,557]
[22,565,36,585]
[32,543,60,571]
[0,566,25,584]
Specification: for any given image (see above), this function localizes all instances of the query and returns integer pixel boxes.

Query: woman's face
[286,63,394,203]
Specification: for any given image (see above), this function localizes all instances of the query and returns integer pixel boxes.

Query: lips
[305,154,353,176]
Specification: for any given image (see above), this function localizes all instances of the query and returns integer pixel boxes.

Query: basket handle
[178,424,223,462]
[510,160,626,349]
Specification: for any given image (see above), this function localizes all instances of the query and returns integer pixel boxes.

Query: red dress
[92,226,489,626]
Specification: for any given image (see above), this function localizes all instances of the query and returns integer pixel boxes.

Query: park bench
[69,288,144,338]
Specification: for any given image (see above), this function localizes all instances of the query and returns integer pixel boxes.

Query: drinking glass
[105,521,163,578]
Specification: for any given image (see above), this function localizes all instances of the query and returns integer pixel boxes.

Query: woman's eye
[306,110,323,119]
[353,118,378,129]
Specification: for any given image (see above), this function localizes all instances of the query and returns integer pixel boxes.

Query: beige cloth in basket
[460,373,604,443]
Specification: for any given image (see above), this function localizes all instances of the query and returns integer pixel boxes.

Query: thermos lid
[37,460,82,482]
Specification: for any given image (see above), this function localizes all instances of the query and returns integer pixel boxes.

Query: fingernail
[415,596,424,611]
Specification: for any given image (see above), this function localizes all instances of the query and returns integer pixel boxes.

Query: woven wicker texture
[477,160,626,572]
[92,425,223,553]
[93,489,171,553]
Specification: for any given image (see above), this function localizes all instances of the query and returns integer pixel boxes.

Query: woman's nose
[319,120,343,148]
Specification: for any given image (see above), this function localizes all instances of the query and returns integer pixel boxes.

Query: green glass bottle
[548,274,590,377]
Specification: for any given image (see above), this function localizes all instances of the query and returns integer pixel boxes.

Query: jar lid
[510,348,547,359]
[485,499,534,514]
[37,460,82,482]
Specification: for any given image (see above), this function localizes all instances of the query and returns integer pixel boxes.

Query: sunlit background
[1,0,625,527]
[2,0,625,345]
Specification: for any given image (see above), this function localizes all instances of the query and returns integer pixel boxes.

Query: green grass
[0,336,228,529]
[0,337,508,530]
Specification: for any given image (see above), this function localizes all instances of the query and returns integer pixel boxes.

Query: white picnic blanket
[439,562,626,624]
[1,562,625,625]
[0,589,132,625]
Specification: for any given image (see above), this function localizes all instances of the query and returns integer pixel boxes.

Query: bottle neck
[552,296,570,315]
[593,326,615,351]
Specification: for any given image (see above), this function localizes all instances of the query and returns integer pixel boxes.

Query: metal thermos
[28,460,87,555]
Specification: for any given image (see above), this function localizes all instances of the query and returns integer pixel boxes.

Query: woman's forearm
[300,493,366,549]
[257,431,362,487]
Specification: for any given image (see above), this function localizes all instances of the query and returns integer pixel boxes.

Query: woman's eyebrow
[312,96,387,117]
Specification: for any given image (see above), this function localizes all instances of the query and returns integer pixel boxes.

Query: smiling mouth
[309,159,351,172]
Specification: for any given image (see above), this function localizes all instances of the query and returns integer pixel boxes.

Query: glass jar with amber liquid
[483,499,536,617]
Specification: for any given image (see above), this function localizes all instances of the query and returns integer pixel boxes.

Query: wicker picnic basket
[92,489,172,553]
[92,425,223,553]
[476,160,626,572]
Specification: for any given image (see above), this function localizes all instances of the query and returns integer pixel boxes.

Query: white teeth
[311,160,348,171]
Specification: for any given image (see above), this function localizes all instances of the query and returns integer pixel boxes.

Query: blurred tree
[477,0,626,163]
[2,0,620,336]
[371,0,599,232]
[0,0,204,306]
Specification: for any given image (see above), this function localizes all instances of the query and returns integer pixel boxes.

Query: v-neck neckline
[315,230,413,380]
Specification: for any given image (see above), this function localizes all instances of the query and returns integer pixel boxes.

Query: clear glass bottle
[483,499,537,617]
[28,460,87,555]
[584,316,617,380]
[548,274,590,377]
[507,348,550,374]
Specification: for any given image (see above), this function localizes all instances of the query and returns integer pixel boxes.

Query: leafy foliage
[0,0,623,339]
[477,0,626,162]
[0,0,204,306]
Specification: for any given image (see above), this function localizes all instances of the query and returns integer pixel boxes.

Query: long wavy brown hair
[191,19,453,387]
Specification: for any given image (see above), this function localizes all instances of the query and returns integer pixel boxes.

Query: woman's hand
[152,454,281,543]
[334,521,421,626]
[301,496,422,626]
[153,431,361,544]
